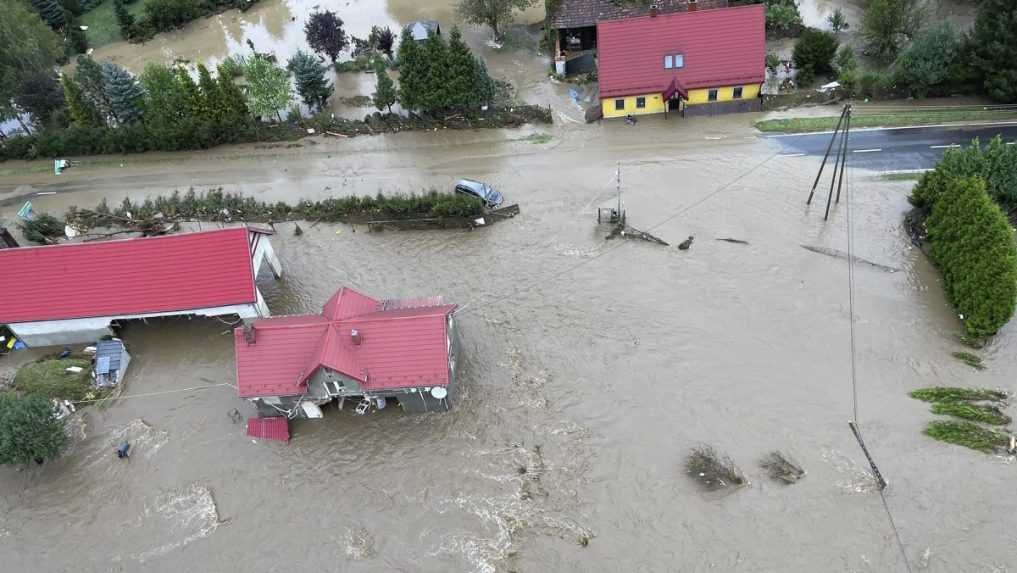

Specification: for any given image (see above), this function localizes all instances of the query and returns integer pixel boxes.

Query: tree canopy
[305,11,348,63]
[101,62,145,125]
[372,58,396,112]
[0,1,62,124]
[970,0,1017,102]
[860,0,924,64]
[896,23,960,99]
[792,28,838,77]
[287,50,333,111]
[0,393,68,466]
[243,55,292,121]
[456,0,535,40]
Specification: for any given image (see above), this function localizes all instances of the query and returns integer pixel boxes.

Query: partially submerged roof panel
[0,228,258,324]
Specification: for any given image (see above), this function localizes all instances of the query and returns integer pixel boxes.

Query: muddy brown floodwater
[2,110,1016,572]
[2,3,1017,567]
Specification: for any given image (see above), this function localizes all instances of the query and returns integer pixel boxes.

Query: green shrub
[895,22,961,98]
[793,28,838,77]
[20,213,65,244]
[910,386,1007,403]
[765,0,804,38]
[930,401,1011,425]
[924,420,1008,452]
[834,45,857,76]
[0,393,68,465]
[925,176,1017,337]
[911,136,1017,210]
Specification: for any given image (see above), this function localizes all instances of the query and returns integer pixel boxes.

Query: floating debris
[685,445,746,490]
[930,402,1011,426]
[715,238,749,245]
[800,244,900,272]
[924,420,1010,453]
[293,223,303,236]
[678,236,694,250]
[760,451,806,484]
[605,224,669,246]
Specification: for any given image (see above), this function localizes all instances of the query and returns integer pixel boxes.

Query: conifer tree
[396,27,425,113]
[30,0,65,29]
[101,62,145,125]
[372,58,396,113]
[216,64,249,123]
[287,50,333,111]
[196,63,223,121]
[75,55,115,124]
[420,31,449,114]
[61,73,101,127]
[444,27,478,111]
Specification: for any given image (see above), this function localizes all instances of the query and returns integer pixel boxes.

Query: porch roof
[550,0,728,29]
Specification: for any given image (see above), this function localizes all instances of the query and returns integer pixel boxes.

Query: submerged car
[454,179,503,208]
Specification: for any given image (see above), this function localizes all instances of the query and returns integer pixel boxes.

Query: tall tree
[970,0,1017,103]
[15,71,65,125]
[896,23,960,98]
[371,57,396,113]
[304,11,348,63]
[196,63,224,121]
[861,0,924,64]
[420,31,449,114]
[216,63,250,122]
[287,50,333,111]
[444,27,478,110]
[243,55,292,121]
[396,27,425,112]
[0,393,68,466]
[113,0,138,40]
[0,2,62,126]
[174,66,203,118]
[456,0,535,40]
[75,55,115,124]
[30,0,65,30]
[101,62,145,125]
[473,56,495,106]
[369,26,395,57]
[61,73,101,127]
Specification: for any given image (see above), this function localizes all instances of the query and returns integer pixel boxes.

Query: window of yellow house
[708,89,718,102]
[733,86,743,99]
[636,97,646,108]
[614,99,625,111]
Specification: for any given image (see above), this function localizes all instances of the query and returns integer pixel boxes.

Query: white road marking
[930,144,960,149]
[779,153,805,157]
[705,136,723,140]
[853,148,882,153]
[35,192,56,195]
[766,120,1017,137]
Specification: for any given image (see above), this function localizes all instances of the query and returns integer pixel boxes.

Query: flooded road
[2,107,1016,572]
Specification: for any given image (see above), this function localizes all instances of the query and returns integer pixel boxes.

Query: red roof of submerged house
[234,288,457,398]
[596,4,765,98]
[0,227,263,324]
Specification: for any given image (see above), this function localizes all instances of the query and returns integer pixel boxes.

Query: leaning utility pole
[805,104,852,220]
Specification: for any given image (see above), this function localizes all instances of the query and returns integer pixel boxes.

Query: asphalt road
[765,122,1017,171]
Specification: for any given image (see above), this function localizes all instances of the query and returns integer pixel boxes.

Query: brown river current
[1,1,1016,571]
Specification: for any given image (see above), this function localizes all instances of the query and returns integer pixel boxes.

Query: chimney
[350,329,362,345]
[243,324,256,345]
[649,3,658,17]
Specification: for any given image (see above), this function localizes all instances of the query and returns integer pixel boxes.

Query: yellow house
[596,5,766,119]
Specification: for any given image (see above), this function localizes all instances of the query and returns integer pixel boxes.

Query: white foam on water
[343,526,376,560]
[821,448,880,494]
[130,483,222,563]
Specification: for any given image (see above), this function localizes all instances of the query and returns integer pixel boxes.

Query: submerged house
[550,0,728,75]
[0,227,282,347]
[406,20,441,42]
[234,287,459,418]
[597,4,765,118]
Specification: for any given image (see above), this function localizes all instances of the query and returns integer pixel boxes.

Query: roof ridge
[0,226,249,254]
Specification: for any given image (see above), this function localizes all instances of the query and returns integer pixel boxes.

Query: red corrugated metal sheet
[597,5,765,98]
[0,228,257,324]
[246,416,290,442]
[234,288,456,398]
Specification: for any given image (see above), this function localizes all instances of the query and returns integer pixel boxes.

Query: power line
[455,152,779,316]
[70,382,235,405]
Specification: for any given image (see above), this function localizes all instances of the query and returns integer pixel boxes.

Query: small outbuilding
[406,20,441,42]
[93,339,130,387]
[234,287,460,418]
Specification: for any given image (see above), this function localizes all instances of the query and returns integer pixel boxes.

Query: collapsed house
[0,226,281,347]
[234,287,460,417]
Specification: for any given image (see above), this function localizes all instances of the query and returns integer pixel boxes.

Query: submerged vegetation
[911,386,1012,452]
[924,420,1009,453]
[760,451,805,484]
[14,357,93,401]
[685,445,746,490]
[951,351,985,370]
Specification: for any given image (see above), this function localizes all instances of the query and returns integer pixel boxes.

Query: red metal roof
[234,288,456,398]
[596,5,765,98]
[0,227,257,324]
[246,416,290,442]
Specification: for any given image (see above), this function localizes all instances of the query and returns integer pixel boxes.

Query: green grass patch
[14,358,93,401]
[951,351,985,370]
[930,401,1011,425]
[80,0,155,49]
[755,110,1017,134]
[923,420,1009,452]
[910,386,1007,403]
[516,132,552,144]
[878,171,925,181]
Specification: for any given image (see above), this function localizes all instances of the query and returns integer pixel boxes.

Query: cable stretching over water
[842,124,913,573]
[70,383,235,405]
[455,152,780,316]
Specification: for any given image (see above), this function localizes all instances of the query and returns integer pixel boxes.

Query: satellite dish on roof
[430,387,447,400]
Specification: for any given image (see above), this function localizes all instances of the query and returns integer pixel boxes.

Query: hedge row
[923,176,1017,337]
[66,188,486,230]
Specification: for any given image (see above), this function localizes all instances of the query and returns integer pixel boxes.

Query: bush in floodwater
[924,176,1017,337]
[685,445,746,490]
[910,386,1007,403]
[20,213,65,244]
[924,420,1009,452]
[760,451,805,484]
[930,401,1011,426]
[951,351,985,370]
[910,136,1017,210]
